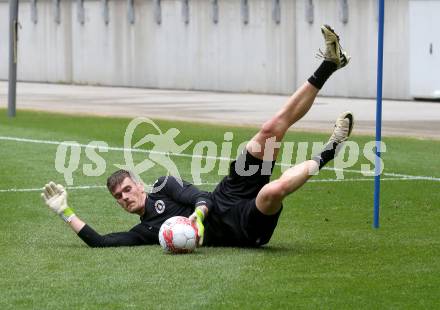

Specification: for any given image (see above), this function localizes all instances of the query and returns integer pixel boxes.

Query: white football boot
[317,24,351,69]
[328,111,354,144]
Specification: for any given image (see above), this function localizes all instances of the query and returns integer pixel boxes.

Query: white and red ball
[158,216,199,254]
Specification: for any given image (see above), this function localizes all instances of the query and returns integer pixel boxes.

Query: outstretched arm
[66,215,86,233]
[77,223,157,247]
[41,182,156,247]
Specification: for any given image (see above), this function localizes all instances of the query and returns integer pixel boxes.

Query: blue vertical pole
[374,0,385,229]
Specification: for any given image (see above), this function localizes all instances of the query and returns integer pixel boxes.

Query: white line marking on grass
[318,167,440,181]
[0,177,430,193]
[1,136,440,182]
[0,183,213,193]
[0,185,106,193]
[0,136,207,157]
[308,177,421,183]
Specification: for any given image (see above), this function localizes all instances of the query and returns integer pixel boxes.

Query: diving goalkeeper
[41,25,353,248]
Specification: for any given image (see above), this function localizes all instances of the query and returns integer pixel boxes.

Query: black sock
[312,141,338,170]
[308,61,337,89]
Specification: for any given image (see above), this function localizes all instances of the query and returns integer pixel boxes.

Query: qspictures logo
[54,117,386,188]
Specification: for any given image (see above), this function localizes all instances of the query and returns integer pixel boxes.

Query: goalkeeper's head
[107,170,146,216]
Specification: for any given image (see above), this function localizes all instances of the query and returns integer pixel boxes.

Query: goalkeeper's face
[111,177,146,216]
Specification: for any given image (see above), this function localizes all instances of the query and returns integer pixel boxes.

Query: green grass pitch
[0,109,439,309]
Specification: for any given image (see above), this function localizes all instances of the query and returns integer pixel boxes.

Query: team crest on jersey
[154,200,166,214]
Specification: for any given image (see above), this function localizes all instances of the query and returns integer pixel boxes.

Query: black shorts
[207,151,283,247]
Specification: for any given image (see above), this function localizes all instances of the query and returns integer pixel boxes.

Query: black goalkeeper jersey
[78,151,277,248]
[77,176,214,247]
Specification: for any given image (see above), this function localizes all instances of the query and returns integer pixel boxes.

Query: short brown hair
[106,170,139,193]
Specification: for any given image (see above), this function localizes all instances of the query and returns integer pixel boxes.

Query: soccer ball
[158,216,199,254]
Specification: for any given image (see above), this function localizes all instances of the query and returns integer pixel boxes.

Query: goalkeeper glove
[189,207,205,246]
[41,181,76,223]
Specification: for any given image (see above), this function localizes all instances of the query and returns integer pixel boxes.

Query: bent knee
[260,116,286,139]
[261,180,290,202]
[256,180,289,215]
